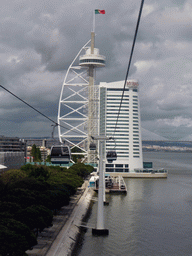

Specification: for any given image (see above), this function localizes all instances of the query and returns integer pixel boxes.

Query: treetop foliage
[0,162,93,255]
[31,144,42,162]
[0,169,27,184]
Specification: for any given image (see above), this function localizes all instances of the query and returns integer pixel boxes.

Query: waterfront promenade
[26,180,94,256]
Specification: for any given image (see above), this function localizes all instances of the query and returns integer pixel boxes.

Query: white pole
[96,140,104,229]
[92,10,95,32]
[103,158,106,202]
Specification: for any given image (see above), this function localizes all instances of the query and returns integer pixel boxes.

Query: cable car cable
[0,84,58,125]
[113,0,145,138]
[0,84,81,135]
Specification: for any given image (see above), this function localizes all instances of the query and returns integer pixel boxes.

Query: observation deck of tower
[57,29,105,164]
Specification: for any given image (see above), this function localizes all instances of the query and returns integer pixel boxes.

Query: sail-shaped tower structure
[57,32,105,163]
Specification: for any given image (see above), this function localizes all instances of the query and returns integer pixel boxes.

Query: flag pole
[92,10,95,32]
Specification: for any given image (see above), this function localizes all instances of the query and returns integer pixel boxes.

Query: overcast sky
[0,0,192,140]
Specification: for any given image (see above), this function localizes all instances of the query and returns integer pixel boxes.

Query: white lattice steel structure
[57,32,105,163]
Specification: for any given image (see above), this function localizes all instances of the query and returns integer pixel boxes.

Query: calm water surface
[74,152,192,256]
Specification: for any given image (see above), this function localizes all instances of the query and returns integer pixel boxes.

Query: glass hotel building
[99,80,143,173]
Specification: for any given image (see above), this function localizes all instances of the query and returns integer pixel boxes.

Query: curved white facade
[99,80,143,173]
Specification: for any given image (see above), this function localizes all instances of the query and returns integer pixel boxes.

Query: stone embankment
[26,180,94,256]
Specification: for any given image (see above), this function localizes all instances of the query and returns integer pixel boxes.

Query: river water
[73,152,192,256]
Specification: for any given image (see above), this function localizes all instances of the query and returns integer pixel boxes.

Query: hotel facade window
[99,80,143,173]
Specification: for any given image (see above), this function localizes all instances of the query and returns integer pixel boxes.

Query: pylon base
[92,228,109,236]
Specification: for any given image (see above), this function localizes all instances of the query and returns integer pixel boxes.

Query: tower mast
[79,13,105,163]
[88,31,96,163]
[58,11,105,163]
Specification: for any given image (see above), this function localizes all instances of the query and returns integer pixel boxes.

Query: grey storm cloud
[0,0,192,140]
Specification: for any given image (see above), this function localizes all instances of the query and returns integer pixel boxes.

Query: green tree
[47,167,83,195]
[28,166,50,182]
[33,205,53,228]
[21,165,50,182]
[15,205,53,235]
[31,144,42,162]
[45,154,51,162]
[0,163,96,254]
[0,169,27,184]
[9,177,50,192]
[0,202,22,219]
[71,146,84,163]
[70,163,94,179]
[2,188,37,208]
[0,218,37,256]
[46,189,70,213]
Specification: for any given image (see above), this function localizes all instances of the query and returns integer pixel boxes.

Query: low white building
[0,136,26,170]
[99,80,143,173]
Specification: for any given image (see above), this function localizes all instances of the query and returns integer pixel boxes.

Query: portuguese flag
[95,9,105,14]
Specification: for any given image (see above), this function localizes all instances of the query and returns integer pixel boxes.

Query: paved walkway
[26,180,93,256]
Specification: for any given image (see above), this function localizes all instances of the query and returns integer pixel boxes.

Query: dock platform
[89,175,127,194]
[106,169,168,178]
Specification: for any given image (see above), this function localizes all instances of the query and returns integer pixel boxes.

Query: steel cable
[113,0,145,139]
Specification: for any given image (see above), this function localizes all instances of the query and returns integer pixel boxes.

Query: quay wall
[46,180,95,256]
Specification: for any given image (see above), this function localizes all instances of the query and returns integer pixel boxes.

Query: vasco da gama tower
[99,80,143,173]
[57,10,143,173]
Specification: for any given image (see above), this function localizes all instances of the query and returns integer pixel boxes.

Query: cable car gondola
[106,150,117,162]
[50,145,71,164]
[89,142,96,150]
